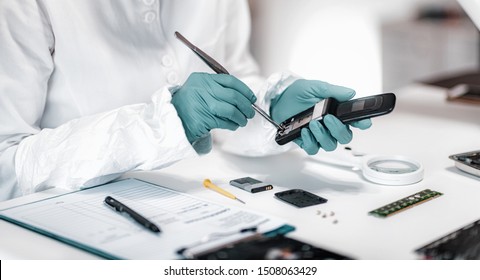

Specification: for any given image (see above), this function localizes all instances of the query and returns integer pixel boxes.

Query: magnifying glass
[361,155,424,185]
[312,148,424,186]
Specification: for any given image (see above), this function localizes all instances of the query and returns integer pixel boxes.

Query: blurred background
[248,0,478,96]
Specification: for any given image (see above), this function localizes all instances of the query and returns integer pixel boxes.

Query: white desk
[1,84,479,259]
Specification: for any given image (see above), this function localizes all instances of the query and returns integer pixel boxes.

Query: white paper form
[0,179,286,259]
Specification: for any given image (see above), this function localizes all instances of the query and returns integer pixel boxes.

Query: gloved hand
[172,73,256,143]
[270,79,372,155]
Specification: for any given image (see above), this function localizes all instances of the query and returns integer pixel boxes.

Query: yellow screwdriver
[203,179,246,204]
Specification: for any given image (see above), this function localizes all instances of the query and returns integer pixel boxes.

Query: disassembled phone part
[275,93,396,145]
[369,189,443,218]
[449,150,480,177]
[274,189,328,208]
[416,218,480,259]
[229,177,273,193]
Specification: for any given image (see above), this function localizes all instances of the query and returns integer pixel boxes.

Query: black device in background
[274,189,327,208]
[194,235,351,260]
[416,219,480,259]
[275,93,396,145]
[422,71,480,105]
[447,84,480,104]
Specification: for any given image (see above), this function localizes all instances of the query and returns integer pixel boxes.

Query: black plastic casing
[274,189,327,208]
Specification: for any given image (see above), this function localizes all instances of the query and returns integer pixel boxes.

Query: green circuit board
[369,189,443,218]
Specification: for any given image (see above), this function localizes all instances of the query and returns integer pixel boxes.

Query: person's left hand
[270,79,372,155]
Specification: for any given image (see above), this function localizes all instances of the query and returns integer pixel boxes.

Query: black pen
[104,196,161,233]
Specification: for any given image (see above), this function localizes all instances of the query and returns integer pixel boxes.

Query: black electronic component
[274,189,327,208]
[368,189,443,218]
[275,93,396,145]
[193,235,351,260]
[416,219,480,260]
[229,177,273,193]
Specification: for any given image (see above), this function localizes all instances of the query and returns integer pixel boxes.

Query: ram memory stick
[369,189,443,218]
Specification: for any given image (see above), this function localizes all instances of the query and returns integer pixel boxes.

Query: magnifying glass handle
[311,150,363,170]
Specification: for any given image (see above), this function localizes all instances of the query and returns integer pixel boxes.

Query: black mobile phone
[275,93,396,145]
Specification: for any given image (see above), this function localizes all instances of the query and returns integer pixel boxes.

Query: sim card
[229,177,273,193]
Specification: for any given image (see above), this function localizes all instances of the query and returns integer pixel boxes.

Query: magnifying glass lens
[367,159,419,174]
[362,156,424,185]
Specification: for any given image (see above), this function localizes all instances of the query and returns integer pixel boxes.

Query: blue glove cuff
[191,133,212,155]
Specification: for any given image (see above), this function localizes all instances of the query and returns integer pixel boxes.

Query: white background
[250,0,463,94]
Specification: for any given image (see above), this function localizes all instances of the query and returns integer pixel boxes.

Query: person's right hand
[172,73,257,143]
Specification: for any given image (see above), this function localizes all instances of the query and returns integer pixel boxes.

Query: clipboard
[0,179,291,259]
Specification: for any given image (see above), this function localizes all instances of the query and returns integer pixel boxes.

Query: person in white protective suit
[0,0,371,201]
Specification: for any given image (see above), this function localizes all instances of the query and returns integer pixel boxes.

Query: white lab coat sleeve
[216,0,299,156]
[15,88,198,194]
[0,2,197,199]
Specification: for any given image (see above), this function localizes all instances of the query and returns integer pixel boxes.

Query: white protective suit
[0,0,295,201]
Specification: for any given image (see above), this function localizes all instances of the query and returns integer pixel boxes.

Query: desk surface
[1,84,479,259]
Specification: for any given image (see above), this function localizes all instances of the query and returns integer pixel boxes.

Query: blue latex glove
[270,79,372,155]
[172,73,256,143]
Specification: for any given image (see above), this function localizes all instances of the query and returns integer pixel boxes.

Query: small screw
[333,219,338,224]
[316,210,322,215]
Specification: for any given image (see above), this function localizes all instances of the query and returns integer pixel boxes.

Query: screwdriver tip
[236,198,246,204]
